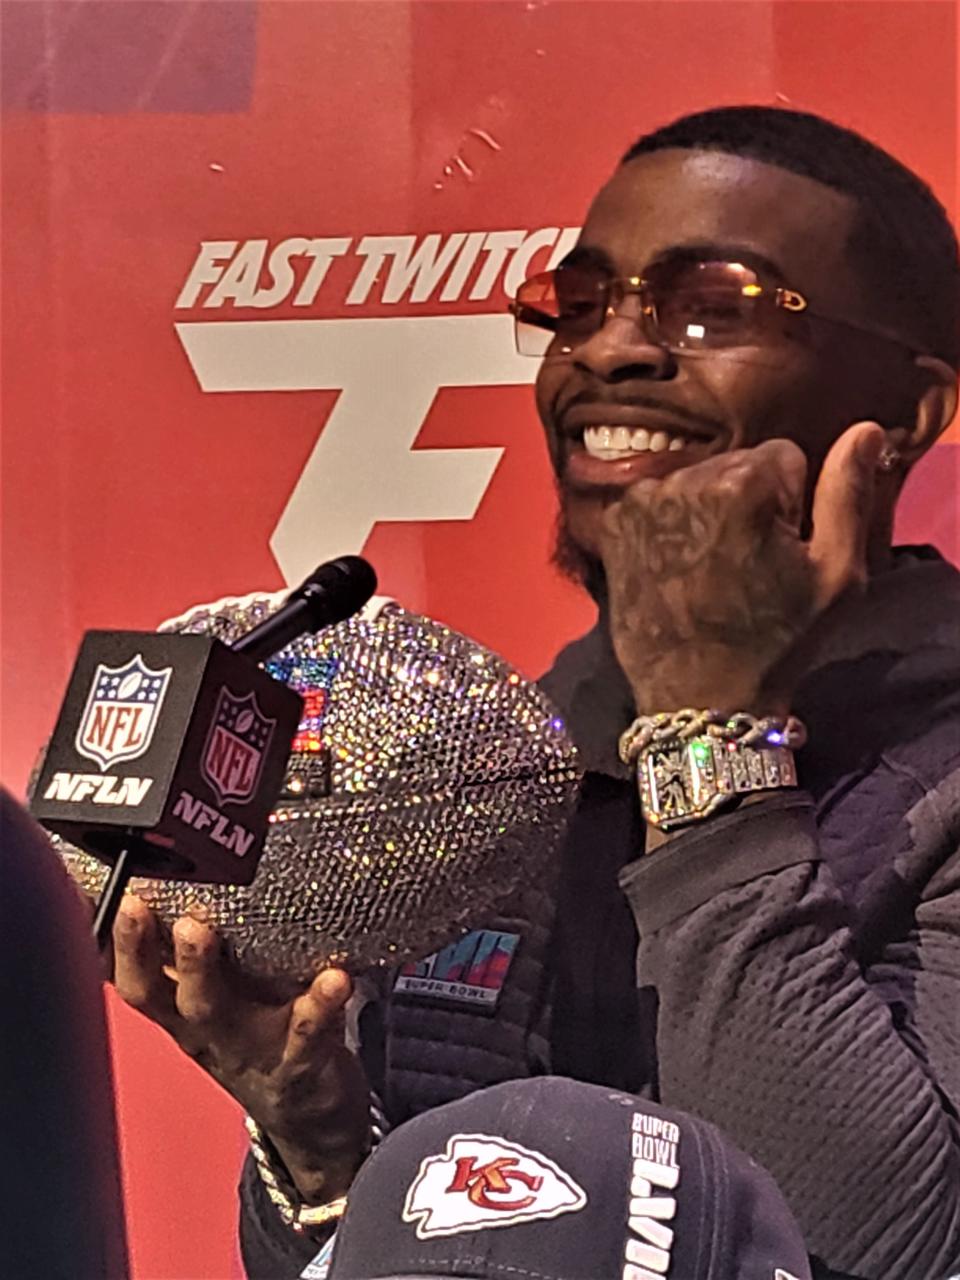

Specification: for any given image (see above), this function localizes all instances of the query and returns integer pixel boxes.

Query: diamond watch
[636,733,798,831]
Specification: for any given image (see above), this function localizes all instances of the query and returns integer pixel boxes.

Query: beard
[551,495,608,605]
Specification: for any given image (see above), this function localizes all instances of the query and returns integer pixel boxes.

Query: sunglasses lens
[514,267,607,356]
[513,260,771,356]
[647,260,764,349]
[513,272,556,356]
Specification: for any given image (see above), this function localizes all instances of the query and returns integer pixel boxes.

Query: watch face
[642,743,689,822]
[636,734,797,829]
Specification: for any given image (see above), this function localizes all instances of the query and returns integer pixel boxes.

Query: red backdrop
[2,3,957,1276]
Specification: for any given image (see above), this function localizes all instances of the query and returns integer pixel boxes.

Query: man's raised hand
[598,421,886,715]
[113,895,371,1204]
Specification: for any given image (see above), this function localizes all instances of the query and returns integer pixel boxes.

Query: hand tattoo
[601,462,819,713]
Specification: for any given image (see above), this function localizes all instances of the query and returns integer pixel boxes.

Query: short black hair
[622,105,960,368]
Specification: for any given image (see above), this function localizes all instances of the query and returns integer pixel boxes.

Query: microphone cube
[30,631,302,884]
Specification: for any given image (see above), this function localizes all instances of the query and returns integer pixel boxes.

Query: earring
[878,446,901,472]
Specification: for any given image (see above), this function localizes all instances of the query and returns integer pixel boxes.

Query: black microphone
[31,555,378,949]
[234,556,378,663]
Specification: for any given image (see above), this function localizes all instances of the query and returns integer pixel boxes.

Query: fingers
[113,902,235,1043]
[170,915,231,1026]
[701,439,806,529]
[809,421,885,603]
[754,439,808,531]
[113,895,178,1028]
[623,438,805,514]
[602,440,807,565]
[284,969,353,1064]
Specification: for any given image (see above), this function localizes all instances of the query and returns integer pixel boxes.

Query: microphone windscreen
[55,597,580,996]
[298,556,378,629]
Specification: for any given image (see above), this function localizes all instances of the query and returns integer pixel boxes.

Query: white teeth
[582,425,692,460]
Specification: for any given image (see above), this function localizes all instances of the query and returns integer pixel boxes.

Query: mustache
[554,386,726,434]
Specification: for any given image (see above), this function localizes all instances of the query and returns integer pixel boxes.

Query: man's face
[535,147,916,566]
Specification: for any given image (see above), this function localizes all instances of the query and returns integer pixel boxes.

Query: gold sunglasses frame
[509,264,920,357]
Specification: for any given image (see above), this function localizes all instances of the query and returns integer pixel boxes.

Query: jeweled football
[56,596,580,994]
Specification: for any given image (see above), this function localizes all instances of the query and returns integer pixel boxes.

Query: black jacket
[241,548,960,1280]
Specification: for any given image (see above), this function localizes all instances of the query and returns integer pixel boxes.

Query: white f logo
[175,316,537,584]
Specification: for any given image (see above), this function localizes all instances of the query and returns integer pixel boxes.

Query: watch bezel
[637,734,797,831]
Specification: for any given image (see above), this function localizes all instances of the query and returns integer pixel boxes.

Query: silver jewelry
[878,446,901,472]
[636,734,799,831]
[245,1092,389,1233]
[245,1115,348,1233]
[619,708,807,764]
[620,708,805,833]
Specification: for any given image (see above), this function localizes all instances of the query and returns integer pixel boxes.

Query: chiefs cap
[326,1075,812,1280]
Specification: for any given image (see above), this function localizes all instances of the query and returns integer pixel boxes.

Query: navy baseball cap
[327,1076,812,1280]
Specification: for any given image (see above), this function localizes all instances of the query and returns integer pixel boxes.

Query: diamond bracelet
[619,708,808,764]
[246,1091,389,1234]
[620,709,806,832]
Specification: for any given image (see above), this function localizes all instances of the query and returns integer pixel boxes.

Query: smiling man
[113,107,960,1280]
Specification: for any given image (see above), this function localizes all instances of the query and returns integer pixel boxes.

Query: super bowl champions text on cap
[624,1110,680,1280]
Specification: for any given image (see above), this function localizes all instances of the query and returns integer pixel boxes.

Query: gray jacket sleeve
[619,791,960,1280]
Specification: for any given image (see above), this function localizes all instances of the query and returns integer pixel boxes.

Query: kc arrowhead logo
[402,1134,587,1240]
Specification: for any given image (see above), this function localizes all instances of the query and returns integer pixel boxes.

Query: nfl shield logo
[201,687,275,807]
[75,653,173,771]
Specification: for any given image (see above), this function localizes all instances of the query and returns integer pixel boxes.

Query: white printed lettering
[624,1237,671,1272]
[172,790,204,824]
[174,228,582,311]
[210,812,232,846]
[468,230,526,300]
[42,772,154,806]
[439,231,488,301]
[206,239,269,307]
[631,1116,681,1143]
[628,1194,676,1221]
[175,241,238,308]
[171,790,256,858]
[626,1216,674,1251]
[623,1117,680,1280]
[228,825,255,858]
[175,316,532,584]
[346,235,410,305]
[292,238,352,305]
[503,227,561,297]
[45,772,83,801]
[172,230,592,584]
[193,804,214,832]
[117,776,153,806]
[630,1147,680,1181]
[382,232,469,303]
[248,238,312,309]
[71,776,99,802]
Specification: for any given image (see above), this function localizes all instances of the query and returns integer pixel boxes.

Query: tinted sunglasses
[510,257,912,358]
